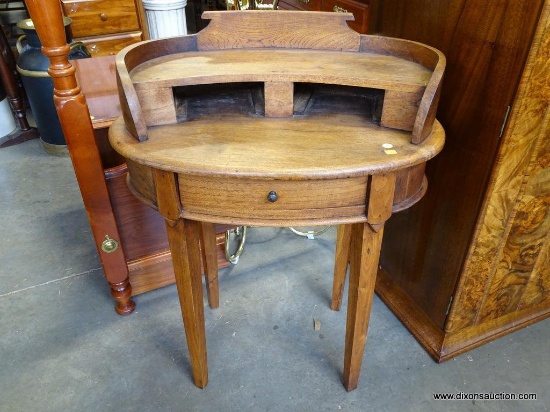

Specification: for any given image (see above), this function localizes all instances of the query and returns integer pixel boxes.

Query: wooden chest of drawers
[277,0,370,33]
[278,0,321,11]
[321,0,369,33]
[61,0,147,56]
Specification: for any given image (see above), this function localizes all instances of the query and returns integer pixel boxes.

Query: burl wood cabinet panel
[372,0,550,360]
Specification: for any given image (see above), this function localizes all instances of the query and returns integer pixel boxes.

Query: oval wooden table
[109,10,446,391]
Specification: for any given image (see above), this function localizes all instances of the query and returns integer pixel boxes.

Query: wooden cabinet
[371,0,550,361]
[277,0,370,34]
[61,0,148,56]
[321,0,369,34]
[278,0,321,11]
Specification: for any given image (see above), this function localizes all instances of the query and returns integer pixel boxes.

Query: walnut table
[109,11,446,391]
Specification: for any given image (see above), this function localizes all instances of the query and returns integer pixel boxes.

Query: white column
[142,0,188,39]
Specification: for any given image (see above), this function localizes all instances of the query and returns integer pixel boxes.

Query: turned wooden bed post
[25,0,136,315]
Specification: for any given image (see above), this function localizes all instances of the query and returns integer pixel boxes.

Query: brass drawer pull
[333,5,348,13]
[101,235,119,253]
[267,190,278,202]
[99,12,108,21]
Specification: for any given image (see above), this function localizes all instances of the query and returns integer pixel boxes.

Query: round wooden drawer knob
[99,13,108,21]
[267,191,278,203]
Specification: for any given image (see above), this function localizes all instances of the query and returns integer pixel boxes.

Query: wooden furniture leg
[343,222,385,391]
[200,221,220,309]
[24,0,137,315]
[342,173,396,391]
[331,224,352,311]
[154,168,208,387]
[168,218,208,388]
[108,278,136,315]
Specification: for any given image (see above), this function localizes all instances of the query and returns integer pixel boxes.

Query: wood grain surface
[116,11,444,144]
[61,0,140,37]
[197,11,360,51]
[130,49,431,91]
[73,56,120,125]
[377,0,546,330]
[109,115,444,178]
[448,1,550,331]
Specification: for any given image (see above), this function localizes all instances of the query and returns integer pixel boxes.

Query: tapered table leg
[165,217,208,388]
[331,224,352,311]
[153,169,209,388]
[343,222,385,392]
[200,221,220,309]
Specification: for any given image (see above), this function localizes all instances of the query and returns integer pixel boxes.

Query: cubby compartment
[173,82,265,122]
[123,40,438,143]
[171,81,385,126]
[293,83,384,122]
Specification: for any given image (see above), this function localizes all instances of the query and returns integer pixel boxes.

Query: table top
[109,113,445,180]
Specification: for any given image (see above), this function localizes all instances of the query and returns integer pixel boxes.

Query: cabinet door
[321,0,369,34]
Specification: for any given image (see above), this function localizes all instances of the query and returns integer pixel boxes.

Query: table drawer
[278,0,322,12]
[321,0,369,34]
[79,32,143,56]
[62,0,140,38]
[179,175,368,223]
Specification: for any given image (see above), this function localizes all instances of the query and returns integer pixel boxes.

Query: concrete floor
[1,139,548,412]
